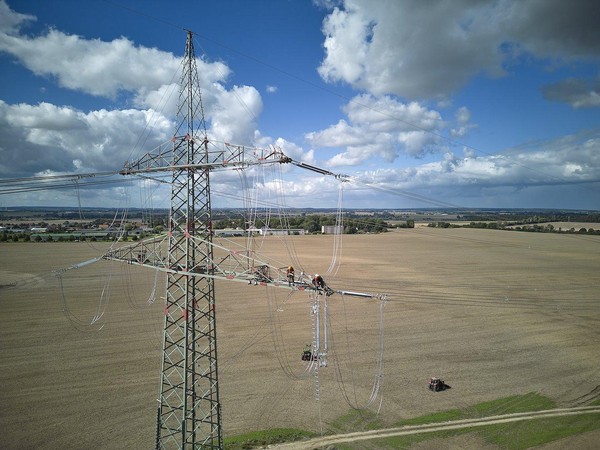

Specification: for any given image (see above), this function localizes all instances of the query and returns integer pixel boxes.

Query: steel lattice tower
[156,30,221,449]
[104,30,295,449]
[99,29,382,450]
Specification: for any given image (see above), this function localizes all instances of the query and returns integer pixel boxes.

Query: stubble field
[1,227,599,449]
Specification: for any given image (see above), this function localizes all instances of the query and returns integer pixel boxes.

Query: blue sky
[0,0,599,210]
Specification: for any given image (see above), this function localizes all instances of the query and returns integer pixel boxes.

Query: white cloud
[0,29,178,98]
[318,0,600,100]
[0,1,271,178]
[318,0,504,100]
[318,5,371,86]
[355,128,600,199]
[209,84,262,144]
[0,100,172,177]
[306,94,444,165]
[135,83,180,114]
[4,101,85,130]
[0,3,233,102]
[0,0,265,138]
[266,85,278,93]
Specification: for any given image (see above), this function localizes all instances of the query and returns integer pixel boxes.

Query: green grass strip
[223,428,315,449]
[370,413,600,449]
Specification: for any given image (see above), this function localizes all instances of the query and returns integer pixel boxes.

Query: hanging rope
[325,181,345,277]
[271,160,305,273]
[56,272,107,332]
[329,292,387,413]
[146,269,160,305]
[266,287,316,380]
[369,297,386,413]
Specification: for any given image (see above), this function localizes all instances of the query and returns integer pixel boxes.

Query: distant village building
[129,227,153,237]
[262,228,306,236]
[214,228,244,237]
[245,227,306,236]
[321,225,343,234]
[246,226,263,235]
[30,227,47,233]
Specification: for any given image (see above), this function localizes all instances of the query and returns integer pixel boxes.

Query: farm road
[269,406,600,449]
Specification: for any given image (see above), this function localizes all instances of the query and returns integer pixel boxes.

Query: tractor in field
[428,377,450,392]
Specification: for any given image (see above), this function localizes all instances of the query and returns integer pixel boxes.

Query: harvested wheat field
[1,228,599,449]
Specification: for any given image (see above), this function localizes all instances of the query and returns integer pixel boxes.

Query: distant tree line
[428,222,460,229]
[213,214,392,234]
[0,230,153,243]
[458,211,600,224]
[427,221,600,235]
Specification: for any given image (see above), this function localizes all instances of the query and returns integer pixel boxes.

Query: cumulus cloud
[0,29,178,98]
[318,0,600,100]
[0,0,264,137]
[306,94,444,165]
[209,84,263,144]
[0,4,231,102]
[0,0,269,178]
[541,77,600,109]
[318,0,505,100]
[0,100,171,177]
[355,128,600,202]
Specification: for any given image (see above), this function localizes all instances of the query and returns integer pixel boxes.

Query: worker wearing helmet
[312,273,325,289]
[286,266,295,285]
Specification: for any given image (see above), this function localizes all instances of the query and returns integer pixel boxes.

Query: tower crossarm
[100,234,300,287]
[102,235,171,270]
[120,139,292,176]
[59,235,386,300]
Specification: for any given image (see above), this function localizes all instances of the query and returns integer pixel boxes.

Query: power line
[101,0,185,33]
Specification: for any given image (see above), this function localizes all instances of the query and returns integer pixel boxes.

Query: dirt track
[1,228,599,448]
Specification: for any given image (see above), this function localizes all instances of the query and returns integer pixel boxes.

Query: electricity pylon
[155,30,221,449]
[155,31,220,449]
[105,30,287,449]
[100,29,383,450]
